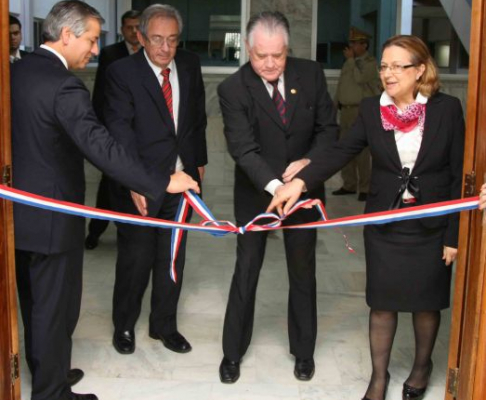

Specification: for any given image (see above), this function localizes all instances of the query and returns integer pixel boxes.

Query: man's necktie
[270,80,287,125]
[161,68,173,120]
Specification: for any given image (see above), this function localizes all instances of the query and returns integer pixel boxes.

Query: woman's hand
[443,246,457,266]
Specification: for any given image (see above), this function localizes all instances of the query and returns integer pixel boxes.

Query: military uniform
[334,28,381,197]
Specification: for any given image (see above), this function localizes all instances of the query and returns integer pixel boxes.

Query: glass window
[157,0,242,67]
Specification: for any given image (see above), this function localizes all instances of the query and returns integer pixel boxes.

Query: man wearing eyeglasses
[104,4,207,356]
[333,27,381,202]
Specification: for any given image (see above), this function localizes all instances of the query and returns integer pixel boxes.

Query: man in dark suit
[9,15,29,62]
[84,9,141,250]
[104,4,207,356]
[217,11,338,383]
[11,2,199,400]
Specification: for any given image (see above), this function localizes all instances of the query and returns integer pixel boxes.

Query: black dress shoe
[84,235,99,250]
[402,362,433,400]
[332,187,357,196]
[294,358,315,381]
[71,393,98,400]
[219,357,240,383]
[149,331,192,353]
[113,330,135,354]
[358,193,368,202]
[362,371,390,400]
[67,368,84,386]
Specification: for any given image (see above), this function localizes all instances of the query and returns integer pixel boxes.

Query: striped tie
[270,80,287,125]
[161,68,173,120]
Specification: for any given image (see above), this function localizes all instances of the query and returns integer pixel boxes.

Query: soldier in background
[333,27,381,202]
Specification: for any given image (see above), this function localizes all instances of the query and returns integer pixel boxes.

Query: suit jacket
[11,48,168,254]
[104,49,207,216]
[300,92,465,247]
[92,41,130,122]
[218,58,338,223]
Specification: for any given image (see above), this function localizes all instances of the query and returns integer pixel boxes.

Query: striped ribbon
[0,184,479,283]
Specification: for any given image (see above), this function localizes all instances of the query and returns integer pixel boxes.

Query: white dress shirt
[40,44,68,69]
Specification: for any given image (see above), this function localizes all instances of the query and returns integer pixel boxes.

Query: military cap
[349,26,371,41]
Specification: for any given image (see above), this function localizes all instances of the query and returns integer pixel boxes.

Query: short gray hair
[42,0,104,42]
[246,11,290,48]
[138,4,183,38]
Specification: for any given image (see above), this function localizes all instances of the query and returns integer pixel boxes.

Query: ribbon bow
[389,167,420,210]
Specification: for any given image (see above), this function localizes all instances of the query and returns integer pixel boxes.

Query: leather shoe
[358,193,368,202]
[113,330,135,354]
[294,357,315,381]
[332,187,357,196]
[219,357,240,383]
[67,368,84,386]
[84,235,99,250]
[71,393,98,400]
[402,361,433,400]
[149,331,192,353]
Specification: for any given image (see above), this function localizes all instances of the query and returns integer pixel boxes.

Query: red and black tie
[270,80,287,125]
[161,68,173,120]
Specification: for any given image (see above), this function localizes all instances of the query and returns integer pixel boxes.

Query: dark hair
[42,0,104,42]
[139,4,183,37]
[9,15,21,28]
[382,35,440,97]
[246,11,290,47]
[121,10,141,25]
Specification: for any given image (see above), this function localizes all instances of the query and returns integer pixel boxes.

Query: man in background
[9,15,28,62]
[333,27,381,202]
[85,9,142,250]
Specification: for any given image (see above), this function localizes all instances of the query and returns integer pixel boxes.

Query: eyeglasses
[146,35,179,48]
[378,64,416,74]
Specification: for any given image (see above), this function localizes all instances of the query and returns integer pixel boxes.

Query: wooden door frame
[446,0,486,399]
[0,0,21,399]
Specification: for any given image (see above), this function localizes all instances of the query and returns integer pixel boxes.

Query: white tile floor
[19,179,452,400]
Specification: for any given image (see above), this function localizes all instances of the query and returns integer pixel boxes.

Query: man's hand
[198,166,205,182]
[131,191,148,216]
[343,46,354,59]
[266,179,306,216]
[282,158,310,183]
[167,171,200,194]
[479,183,486,210]
[442,246,458,266]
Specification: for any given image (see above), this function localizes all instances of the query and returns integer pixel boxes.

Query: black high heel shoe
[402,361,434,400]
[362,371,390,400]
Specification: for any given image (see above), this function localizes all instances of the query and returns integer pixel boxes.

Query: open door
[0,0,21,399]
[445,0,486,399]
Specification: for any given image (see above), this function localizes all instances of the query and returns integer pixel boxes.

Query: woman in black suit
[270,35,465,400]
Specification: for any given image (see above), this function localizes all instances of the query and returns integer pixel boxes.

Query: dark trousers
[16,247,83,400]
[112,193,190,334]
[87,174,111,238]
[222,208,318,362]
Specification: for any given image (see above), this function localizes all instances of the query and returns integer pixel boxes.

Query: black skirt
[363,217,452,312]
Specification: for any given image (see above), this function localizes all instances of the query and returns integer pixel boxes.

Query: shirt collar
[40,44,68,69]
[143,49,176,77]
[380,91,428,107]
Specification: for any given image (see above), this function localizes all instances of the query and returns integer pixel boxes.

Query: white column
[396,0,413,35]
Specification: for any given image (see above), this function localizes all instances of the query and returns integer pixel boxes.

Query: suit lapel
[175,57,190,137]
[283,61,300,128]
[413,95,442,172]
[136,52,175,134]
[244,65,286,130]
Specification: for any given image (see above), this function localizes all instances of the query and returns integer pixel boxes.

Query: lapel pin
[290,88,297,94]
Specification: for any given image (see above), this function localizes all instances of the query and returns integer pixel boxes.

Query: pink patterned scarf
[380,102,426,133]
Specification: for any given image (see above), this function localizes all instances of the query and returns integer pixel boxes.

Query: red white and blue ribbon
[0,184,480,283]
